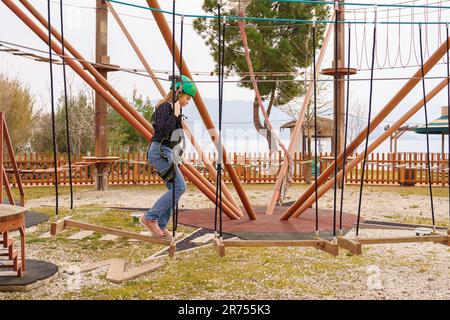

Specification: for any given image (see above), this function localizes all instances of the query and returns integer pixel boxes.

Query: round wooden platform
[0,204,26,223]
[321,67,358,76]
[0,260,58,292]
[177,206,361,240]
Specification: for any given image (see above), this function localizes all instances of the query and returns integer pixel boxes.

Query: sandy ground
[1,184,449,300]
[27,184,450,224]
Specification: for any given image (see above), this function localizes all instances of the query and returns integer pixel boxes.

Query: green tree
[31,88,95,154]
[194,0,329,149]
[0,74,35,152]
[55,89,95,154]
[107,89,154,152]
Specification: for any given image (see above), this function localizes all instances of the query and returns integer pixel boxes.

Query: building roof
[414,115,448,135]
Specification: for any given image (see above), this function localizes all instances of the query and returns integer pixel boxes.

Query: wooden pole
[94,0,109,191]
[265,13,334,215]
[291,77,450,217]
[107,2,243,216]
[281,35,450,221]
[145,0,256,220]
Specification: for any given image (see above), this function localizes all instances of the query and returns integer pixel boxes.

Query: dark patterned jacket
[151,102,183,147]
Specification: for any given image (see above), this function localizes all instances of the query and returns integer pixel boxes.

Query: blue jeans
[145,142,187,229]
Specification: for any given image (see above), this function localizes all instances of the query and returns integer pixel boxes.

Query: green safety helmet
[172,75,197,97]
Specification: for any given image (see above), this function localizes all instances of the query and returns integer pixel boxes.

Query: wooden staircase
[0,112,26,277]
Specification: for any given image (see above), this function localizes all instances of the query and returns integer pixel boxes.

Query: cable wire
[356,6,378,236]
[59,0,73,209]
[47,0,59,217]
[418,23,436,229]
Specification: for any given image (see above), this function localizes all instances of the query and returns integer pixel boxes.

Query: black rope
[446,23,450,227]
[172,0,177,238]
[172,11,185,236]
[356,8,377,236]
[214,3,220,235]
[59,0,73,210]
[312,23,319,236]
[339,23,352,234]
[47,0,59,217]
[219,21,226,237]
[418,24,436,228]
[332,5,339,238]
[214,2,224,238]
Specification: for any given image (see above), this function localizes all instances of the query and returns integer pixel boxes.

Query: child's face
[179,94,192,107]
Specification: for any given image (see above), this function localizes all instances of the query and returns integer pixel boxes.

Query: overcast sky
[0,0,449,152]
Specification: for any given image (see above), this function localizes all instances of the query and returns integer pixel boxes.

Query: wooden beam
[337,237,362,255]
[223,239,326,248]
[317,238,340,256]
[80,258,163,284]
[213,238,225,257]
[2,117,25,206]
[50,216,72,235]
[63,219,171,245]
[95,0,108,162]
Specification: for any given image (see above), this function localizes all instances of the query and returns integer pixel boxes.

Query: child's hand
[173,101,181,117]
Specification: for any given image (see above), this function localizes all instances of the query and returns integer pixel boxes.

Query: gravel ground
[0,185,449,300]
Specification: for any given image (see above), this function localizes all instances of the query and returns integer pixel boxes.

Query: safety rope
[47,0,59,217]
[446,23,450,227]
[59,0,73,209]
[339,23,352,235]
[356,5,377,236]
[332,3,339,238]
[411,7,421,66]
[418,23,436,229]
[171,0,178,238]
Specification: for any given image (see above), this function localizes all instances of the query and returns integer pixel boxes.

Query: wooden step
[0,251,16,260]
[0,237,13,248]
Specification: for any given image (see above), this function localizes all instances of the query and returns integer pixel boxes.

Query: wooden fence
[3,151,449,187]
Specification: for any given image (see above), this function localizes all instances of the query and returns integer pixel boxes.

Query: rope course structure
[1,0,449,261]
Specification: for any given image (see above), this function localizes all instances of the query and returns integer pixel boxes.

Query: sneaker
[139,217,164,237]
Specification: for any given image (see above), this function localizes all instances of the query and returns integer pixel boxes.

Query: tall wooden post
[95,0,109,190]
[0,113,3,203]
[335,0,346,156]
